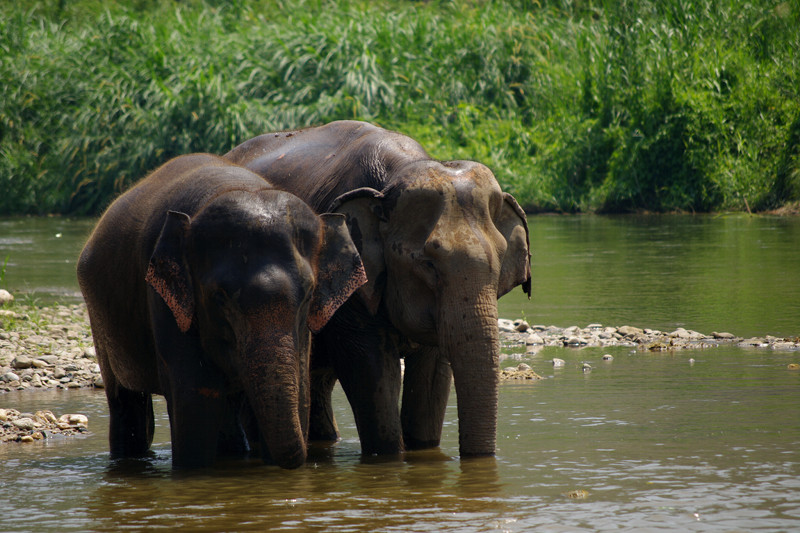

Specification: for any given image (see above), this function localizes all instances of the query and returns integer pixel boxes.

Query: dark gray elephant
[77,153,366,469]
[225,121,531,457]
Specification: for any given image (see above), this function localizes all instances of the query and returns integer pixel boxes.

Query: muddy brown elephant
[225,121,531,458]
[77,153,366,469]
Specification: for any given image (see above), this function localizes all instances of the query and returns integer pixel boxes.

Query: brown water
[1,214,799,531]
[1,346,799,532]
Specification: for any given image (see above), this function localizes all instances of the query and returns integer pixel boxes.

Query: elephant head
[145,190,366,468]
[330,159,531,456]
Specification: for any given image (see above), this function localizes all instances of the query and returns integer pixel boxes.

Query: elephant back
[225,120,430,212]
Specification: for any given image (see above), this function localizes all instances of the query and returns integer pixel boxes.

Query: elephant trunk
[243,334,308,469]
[439,285,499,457]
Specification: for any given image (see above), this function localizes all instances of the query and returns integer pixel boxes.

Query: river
[1,214,799,531]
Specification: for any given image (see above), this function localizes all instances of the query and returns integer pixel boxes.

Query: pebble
[0,289,13,305]
[0,408,89,443]
[500,363,542,381]
[2,298,799,400]
[526,333,544,345]
[498,320,800,354]
[11,355,32,369]
[1,303,99,393]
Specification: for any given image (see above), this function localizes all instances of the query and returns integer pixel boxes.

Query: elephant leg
[335,347,403,455]
[324,319,403,455]
[163,382,227,468]
[106,380,155,459]
[401,347,452,450]
[216,393,250,457]
[308,365,340,441]
[96,340,154,459]
[155,343,227,468]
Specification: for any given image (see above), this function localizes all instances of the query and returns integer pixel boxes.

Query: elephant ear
[308,213,369,333]
[496,192,532,299]
[145,211,195,333]
[329,187,386,315]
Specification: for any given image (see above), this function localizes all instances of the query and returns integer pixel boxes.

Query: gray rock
[498,319,516,333]
[670,328,704,340]
[617,326,644,337]
[526,333,544,345]
[563,336,587,346]
[11,417,37,430]
[0,289,13,305]
[2,371,20,382]
[11,355,32,369]
[37,355,60,365]
[514,320,530,333]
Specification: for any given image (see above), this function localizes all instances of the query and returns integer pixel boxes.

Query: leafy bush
[0,0,798,214]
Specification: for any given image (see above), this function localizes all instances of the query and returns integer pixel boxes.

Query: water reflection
[85,445,506,531]
[1,346,799,531]
[4,214,800,338]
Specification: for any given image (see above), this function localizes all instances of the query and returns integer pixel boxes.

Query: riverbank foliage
[2,0,799,214]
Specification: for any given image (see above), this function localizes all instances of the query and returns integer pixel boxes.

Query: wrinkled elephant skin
[226,121,531,457]
[77,154,366,469]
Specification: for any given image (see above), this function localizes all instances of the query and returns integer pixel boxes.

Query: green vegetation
[1,0,798,214]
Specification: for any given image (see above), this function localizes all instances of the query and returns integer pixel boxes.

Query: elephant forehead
[197,191,319,241]
[397,177,498,223]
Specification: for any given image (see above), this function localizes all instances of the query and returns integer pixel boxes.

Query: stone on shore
[501,363,542,381]
[0,290,13,306]
[0,408,89,443]
[1,303,100,393]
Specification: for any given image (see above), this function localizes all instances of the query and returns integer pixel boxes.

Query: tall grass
[1,0,798,214]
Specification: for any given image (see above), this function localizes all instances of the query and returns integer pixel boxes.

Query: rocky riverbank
[1,293,799,439]
[497,318,800,379]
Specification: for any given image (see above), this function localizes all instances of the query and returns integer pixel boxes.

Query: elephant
[224,120,531,458]
[76,153,367,469]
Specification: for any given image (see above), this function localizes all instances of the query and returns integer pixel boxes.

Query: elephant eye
[413,259,438,289]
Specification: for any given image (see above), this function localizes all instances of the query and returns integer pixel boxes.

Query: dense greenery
[2,0,798,215]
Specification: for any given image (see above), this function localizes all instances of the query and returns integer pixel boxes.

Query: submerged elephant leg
[216,393,250,457]
[401,346,452,450]
[336,349,403,455]
[153,321,227,468]
[106,383,155,459]
[163,382,227,468]
[308,365,340,441]
[324,313,404,455]
[97,342,155,458]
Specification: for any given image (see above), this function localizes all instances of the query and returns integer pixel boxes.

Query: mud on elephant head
[77,153,367,469]
[225,121,531,458]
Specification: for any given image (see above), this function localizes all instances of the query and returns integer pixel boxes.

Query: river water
[1,214,799,531]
